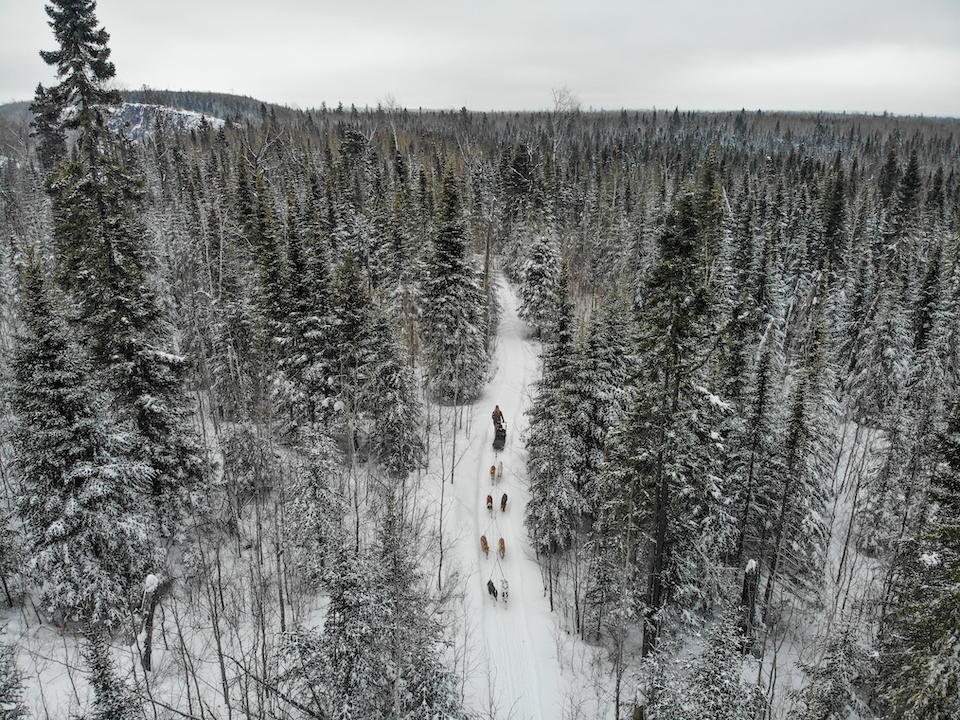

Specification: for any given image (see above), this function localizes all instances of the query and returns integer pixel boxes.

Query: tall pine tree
[420,163,487,403]
[10,256,160,627]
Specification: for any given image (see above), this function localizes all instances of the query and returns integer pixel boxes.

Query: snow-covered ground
[429,277,608,720]
[2,276,608,720]
[3,275,890,720]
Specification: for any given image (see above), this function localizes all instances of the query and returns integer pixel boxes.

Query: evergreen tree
[276,185,338,431]
[282,500,464,719]
[760,271,836,621]
[282,551,386,717]
[35,0,122,135]
[10,257,160,627]
[29,82,66,173]
[571,290,633,519]
[819,153,847,271]
[28,0,120,173]
[790,624,872,720]
[517,225,562,337]
[247,167,289,335]
[48,151,205,533]
[420,163,487,403]
[730,319,788,640]
[373,494,465,719]
[601,183,726,657]
[878,401,960,720]
[886,148,924,243]
[37,0,204,535]
[79,627,145,720]
[525,262,585,609]
[680,607,764,720]
[0,639,27,720]
[364,306,425,479]
[285,435,345,587]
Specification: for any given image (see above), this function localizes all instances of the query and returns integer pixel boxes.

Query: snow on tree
[517,224,562,337]
[790,623,873,720]
[570,289,633,521]
[678,606,764,720]
[598,178,729,658]
[420,162,488,403]
[280,508,466,720]
[758,273,836,622]
[33,0,205,536]
[78,627,145,720]
[525,261,586,610]
[635,605,764,720]
[326,247,422,475]
[877,400,960,720]
[30,0,122,170]
[284,434,345,588]
[0,639,27,720]
[10,256,161,627]
[364,306,425,479]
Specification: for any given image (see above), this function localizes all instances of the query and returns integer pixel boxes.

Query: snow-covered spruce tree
[29,0,121,175]
[29,81,67,174]
[280,555,386,718]
[673,605,765,720]
[420,162,487,403]
[47,143,205,538]
[10,256,160,627]
[284,433,345,588]
[857,253,951,556]
[842,271,911,425]
[517,224,562,337]
[36,0,204,536]
[789,623,873,720]
[78,627,145,720]
[876,400,960,720]
[565,291,634,639]
[525,261,586,612]
[759,269,836,626]
[247,166,289,339]
[373,492,465,719]
[329,247,419,464]
[0,638,27,720]
[599,179,727,658]
[571,290,633,520]
[714,178,763,409]
[364,305,425,480]
[278,181,338,431]
[717,199,791,642]
[382,150,425,361]
[281,492,465,720]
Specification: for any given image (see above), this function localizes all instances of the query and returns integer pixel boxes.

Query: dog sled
[493,422,506,451]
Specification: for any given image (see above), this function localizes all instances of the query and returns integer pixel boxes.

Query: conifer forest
[1,3,960,719]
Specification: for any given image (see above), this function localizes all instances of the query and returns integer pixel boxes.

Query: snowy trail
[445,278,566,720]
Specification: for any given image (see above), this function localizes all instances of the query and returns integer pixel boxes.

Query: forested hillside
[2,3,960,719]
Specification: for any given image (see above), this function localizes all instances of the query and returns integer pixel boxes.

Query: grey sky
[2,0,959,117]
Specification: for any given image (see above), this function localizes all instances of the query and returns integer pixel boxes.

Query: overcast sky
[2,0,959,117]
